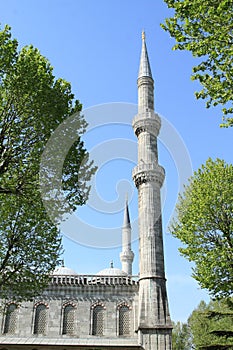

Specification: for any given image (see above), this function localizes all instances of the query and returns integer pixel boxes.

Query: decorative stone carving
[132,112,161,137]
[132,164,165,188]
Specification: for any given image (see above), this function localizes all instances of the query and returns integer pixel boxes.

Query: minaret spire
[123,196,130,228]
[120,197,134,275]
[132,32,172,350]
[137,31,154,113]
[138,31,152,79]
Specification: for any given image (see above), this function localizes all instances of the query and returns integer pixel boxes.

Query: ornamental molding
[132,112,161,137]
[137,75,154,86]
[91,301,106,310]
[120,250,134,262]
[132,164,165,188]
[34,301,49,309]
[117,301,132,310]
[5,301,20,308]
[62,301,77,309]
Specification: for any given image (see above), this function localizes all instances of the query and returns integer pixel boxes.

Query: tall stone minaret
[120,198,134,275]
[132,32,172,350]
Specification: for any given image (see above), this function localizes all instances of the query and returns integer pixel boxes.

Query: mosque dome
[52,266,78,276]
[96,262,127,277]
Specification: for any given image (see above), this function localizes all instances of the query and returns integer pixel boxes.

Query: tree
[188,299,233,350]
[161,0,233,127]
[0,25,96,300]
[169,158,233,298]
[172,321,192,350]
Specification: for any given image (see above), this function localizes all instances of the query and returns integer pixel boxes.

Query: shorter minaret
[120,198,134,275]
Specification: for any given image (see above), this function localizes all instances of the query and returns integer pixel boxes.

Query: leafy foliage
[172,321,192,350]
[161,0,233,127]
[188,299,233,350]
[0,25,96,300]
[169,158,233,298]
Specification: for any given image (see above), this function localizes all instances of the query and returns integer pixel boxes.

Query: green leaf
[169,158,233,298]
[0,25,96,300]
[161,0,233,127]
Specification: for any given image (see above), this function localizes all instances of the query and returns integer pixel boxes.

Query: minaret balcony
[120,250,135,261]
[132,163,165,188]
[132,112,161,137]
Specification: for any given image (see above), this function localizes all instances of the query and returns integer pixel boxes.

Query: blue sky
[0,0,232,322]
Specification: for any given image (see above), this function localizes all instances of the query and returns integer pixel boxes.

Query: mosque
[0,32,172,350]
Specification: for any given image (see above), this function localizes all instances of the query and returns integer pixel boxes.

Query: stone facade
[0,32,172,350]
[0,275,139,349]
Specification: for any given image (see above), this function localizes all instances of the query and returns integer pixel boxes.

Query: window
[92,305,104,336]
[62,304,75,335]
[4,303,18,334]
[33,303,47,335]
[119,305,130,336]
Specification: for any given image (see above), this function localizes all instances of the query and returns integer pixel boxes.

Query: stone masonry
[132,31,172,349]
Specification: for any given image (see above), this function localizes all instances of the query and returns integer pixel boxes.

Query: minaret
[120,198,134,275]
[132,32,172,350]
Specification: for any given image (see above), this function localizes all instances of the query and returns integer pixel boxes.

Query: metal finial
[142,30,145,41]
[110,260,114,268]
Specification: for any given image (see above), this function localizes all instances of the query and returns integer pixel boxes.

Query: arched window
[118,305,130,336]
[62,304,75,335]
[92,305,104,336]
[33,303,48,335]
[3,303,18,334]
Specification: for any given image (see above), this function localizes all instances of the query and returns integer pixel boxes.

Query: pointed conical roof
[138,31,152,79]
[123,198,131,228]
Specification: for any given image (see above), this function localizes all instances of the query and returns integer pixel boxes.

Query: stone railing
[132,163,165,188]
[50,274,139,286]
[132,111,161,136]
